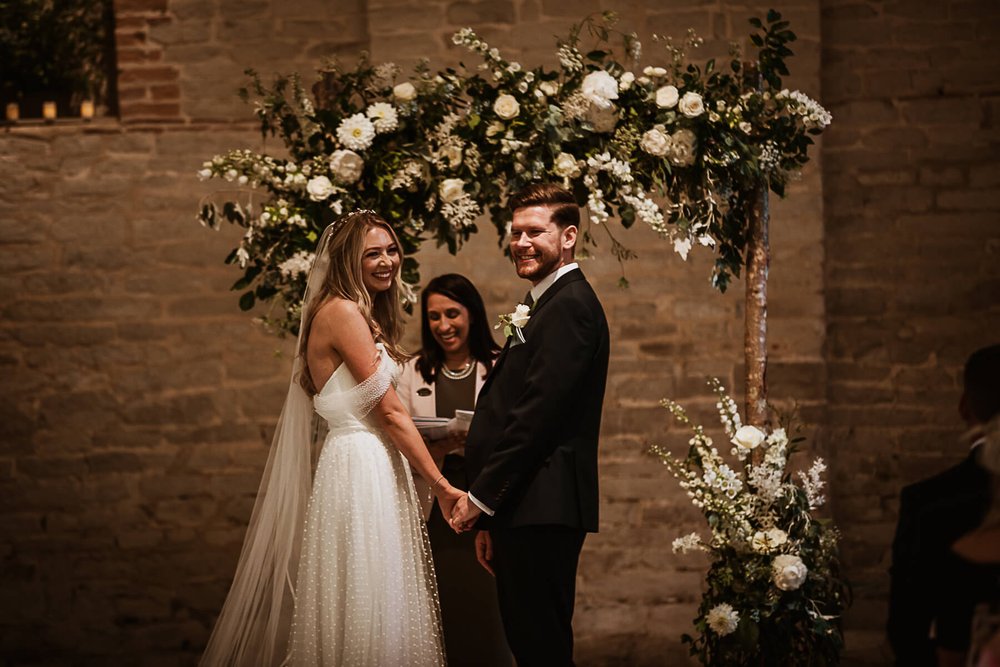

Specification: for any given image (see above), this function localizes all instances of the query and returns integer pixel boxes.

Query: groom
[451,183,610,666]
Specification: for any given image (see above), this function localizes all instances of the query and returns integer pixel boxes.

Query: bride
[201,210,462,666]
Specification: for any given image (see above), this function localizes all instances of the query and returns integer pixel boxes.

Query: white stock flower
[640,127,671,157]
[706,603,740,636]
[393,82,417,101]
[553,152,581,179]
[306,175,336,201]
[580,70,619,109]
[732,425,766,450]
[511,303,531,328]
[669,129,697,167]
[655,85,679,109]
[493,94,520,119]
[678,91,705,118]
[366,102,399,133]
[439,178,466,203]
[671,532,702,554]
[336,113,376,151]
[277,250,314,278]
[772,554,808,591]
[329,149,364,184]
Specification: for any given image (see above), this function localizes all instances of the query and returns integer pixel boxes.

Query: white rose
[330,149,364,184]
[655,85,679,109]
[772,554,808,591]
[306,175,335,202]
[439,178,466,203]
[642,65,667,77]
[669,128,697,167]
[678,91,705,118]
[640,127,671,157]
[539,80,560,97]
[619,71,635,90]
[197,168,212,181]
[511,303,531,328]
[580,70,619,109]
[392,82,417,101]
[739,121,752,134]
[493,94,520,119]
[553,152,581,179]
[732,425,766,450]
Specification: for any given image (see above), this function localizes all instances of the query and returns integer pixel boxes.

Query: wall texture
[821,0,1000,662]
[0,0,995,665]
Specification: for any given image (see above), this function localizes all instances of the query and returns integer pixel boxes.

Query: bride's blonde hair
[298,210,407,395]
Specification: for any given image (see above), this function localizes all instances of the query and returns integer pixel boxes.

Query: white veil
[200,223,338,667]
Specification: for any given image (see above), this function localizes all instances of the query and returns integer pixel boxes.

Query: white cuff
[468,492,495,517]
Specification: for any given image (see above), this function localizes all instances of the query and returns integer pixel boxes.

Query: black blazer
[887,450,999,665]
[465,268,609,532]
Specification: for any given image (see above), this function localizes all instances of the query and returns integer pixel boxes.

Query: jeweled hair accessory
[328,208,381,235]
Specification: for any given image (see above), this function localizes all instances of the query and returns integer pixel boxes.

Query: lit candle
[5,103,18,122]
[80,100,95,119]
[42,101,57,120]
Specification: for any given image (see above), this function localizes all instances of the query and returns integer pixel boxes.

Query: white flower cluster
[703,462,743,499]
[277,250,315,279]
[671,532,704,554]
[775,89,832,129]
[390,159,424,191]
[621,190,667,236]
[797,458,827,509]
[557,44,584,72]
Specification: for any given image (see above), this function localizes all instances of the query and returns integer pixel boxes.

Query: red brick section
[113,0,181,123]
[821,0,1000,662]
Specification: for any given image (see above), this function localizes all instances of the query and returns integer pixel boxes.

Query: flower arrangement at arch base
[195,10,830,336]
[649,379,850,666]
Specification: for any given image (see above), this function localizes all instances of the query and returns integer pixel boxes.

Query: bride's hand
[435,482,463,522]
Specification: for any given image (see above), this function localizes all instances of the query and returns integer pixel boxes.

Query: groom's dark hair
[964,344,1000,422]
[508,183,580,229]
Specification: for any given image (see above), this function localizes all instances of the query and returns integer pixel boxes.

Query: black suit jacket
[465,268,609,532]
[887,450,999,665]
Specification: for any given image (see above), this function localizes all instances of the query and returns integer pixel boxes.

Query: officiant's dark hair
[508,183,580,230]
[964,344,1000,422]
[416,273,502,385]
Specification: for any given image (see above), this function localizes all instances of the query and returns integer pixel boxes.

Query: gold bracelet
[432,474,445,489]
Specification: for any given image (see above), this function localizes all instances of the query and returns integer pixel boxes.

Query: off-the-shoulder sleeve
[343,344,395,418]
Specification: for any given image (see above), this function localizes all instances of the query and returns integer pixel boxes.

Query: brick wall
[821,0,1000,663]
[3,0,994,664]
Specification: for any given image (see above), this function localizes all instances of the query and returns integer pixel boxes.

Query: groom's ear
[561,224,578,251]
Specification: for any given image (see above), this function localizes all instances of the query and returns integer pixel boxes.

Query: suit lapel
[479,268,586,398]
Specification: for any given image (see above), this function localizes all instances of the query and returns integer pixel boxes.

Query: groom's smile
[509,205,575,284]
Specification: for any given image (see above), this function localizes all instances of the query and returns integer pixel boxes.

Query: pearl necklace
[440,360,475,381]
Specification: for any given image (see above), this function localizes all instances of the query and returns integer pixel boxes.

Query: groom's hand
[474,531,495,576]
[449,494,482,533]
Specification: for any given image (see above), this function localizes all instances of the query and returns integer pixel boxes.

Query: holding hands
[448,493,482,533]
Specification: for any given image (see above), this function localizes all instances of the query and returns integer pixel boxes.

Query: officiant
[398,273,510,666]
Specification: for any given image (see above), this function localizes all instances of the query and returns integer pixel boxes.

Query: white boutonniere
[495,303,531,345]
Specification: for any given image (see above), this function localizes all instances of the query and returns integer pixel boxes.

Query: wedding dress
[200,219,445,667]
[286,343,445,666]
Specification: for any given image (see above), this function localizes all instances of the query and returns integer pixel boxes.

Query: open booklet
[412,409,475,441]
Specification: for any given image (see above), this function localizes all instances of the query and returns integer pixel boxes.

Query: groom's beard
[514,251,561,282]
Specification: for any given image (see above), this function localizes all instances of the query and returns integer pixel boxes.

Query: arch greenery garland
[197,10,829,336]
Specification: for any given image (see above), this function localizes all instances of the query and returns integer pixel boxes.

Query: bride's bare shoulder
[310,298,367,338]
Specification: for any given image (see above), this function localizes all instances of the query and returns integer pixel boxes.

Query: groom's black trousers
[490,525,587,667]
